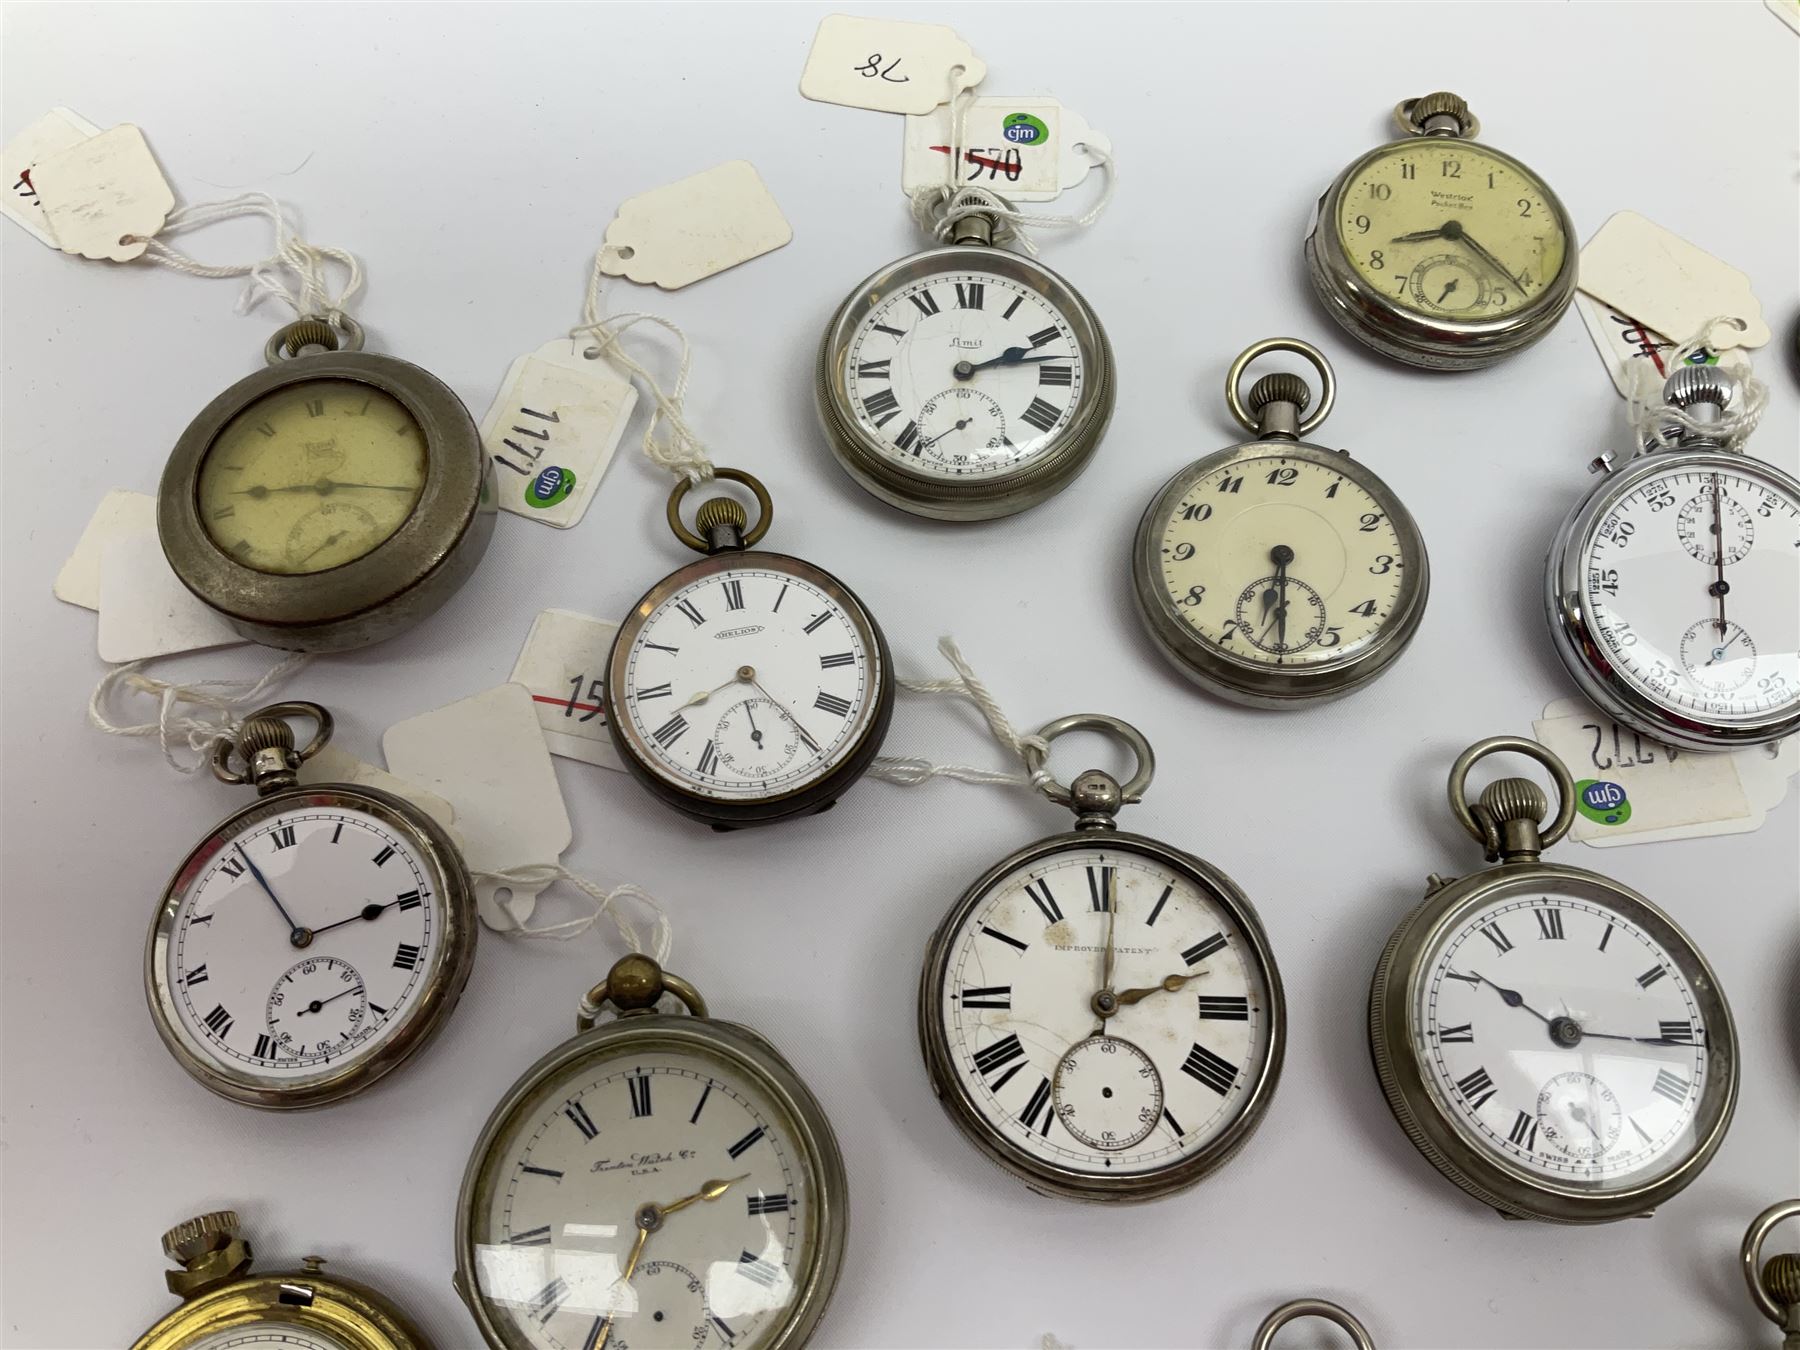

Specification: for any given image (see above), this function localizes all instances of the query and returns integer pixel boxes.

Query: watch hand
[1709,473,1730,637]
[916,417,974,453]
[1455,229,1527,292]
[1114,969,1208,1006]
[1568,1102,1604,1142]
[953,346,1064,378]
[1435,279,1459,305]
[235,480,415,496]
[1464,970,1554,1024]
[1706,629,1743,664]
[294,985,364,1016]
[234,843,308,946]
[682,668,751,709]
[598,1216,655,1350]
[308,897,410,938]
[660,1174,749,1218]
[1389,227,1450,244]
[745,700,764,748]
[295,532,348,565]
[747,678,821,755]
[1270,544,1294,651]
[1094,868,1119,1037]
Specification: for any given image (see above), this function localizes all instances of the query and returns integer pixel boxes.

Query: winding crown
[162,1210,240,1262]
[1477,777,1548,827]
[1247,372,1311,415]
[1412,91,1472,131]
[1661,364,1738,416]
[694,496,748,536]
[1764,1252,1800,1306]
[234,715,297,764]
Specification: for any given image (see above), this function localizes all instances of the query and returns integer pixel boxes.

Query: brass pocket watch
[602,469,894,828]
[1305,92,1576,370]
[1546,366,1800,750]
[146,703,477,1109]
[159,315,495,651]
[1743,1200,1800,1347]
[815,211,1115,520]
[132,1209,429,1350]
[918,715,1285,1202]
[1369,737,1738,1223]
[1132,339,1429,706]
[455,954,849,1350]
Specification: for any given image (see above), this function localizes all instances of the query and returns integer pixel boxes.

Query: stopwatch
[1546,365,1800,749]
[816,211,1115,520]
[601,468,894,829]
[145,702,476,1109]
[918,715,1285,1202]
[131,1210,429,1350]
[1369,737,1738,1223]
[159,314,494,651]
[1132,338,1429,705]
[455,954,848,1350]
[1305,92,1575,370]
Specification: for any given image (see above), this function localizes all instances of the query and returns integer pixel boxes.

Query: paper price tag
[509,609,625,772]
[2,106,101,247]
[800,14,985,116]
[480,339,637,529]
[29,123,174,262]
[96,530,245,663]
[298,746,458,835]
[1573,294,1753,401]
[1534,698,1796,846]
[1768,0,1800,35]
[598,161,791,291]
[383,684,574,930]
[901,98,1110,203]
[1578,211,1769,352]
[56,488,156,610]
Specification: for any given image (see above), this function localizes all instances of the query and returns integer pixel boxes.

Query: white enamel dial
[845,269,1085,479]
[617,563,881,802]
[1157,453,1410,667]
[1581,464,1800,723]
[1415,890,1714,1188]
[468,1048,816,1350]
[165,803,445,1082]
[936,843,1274,1178]
[183,1329,353,1350]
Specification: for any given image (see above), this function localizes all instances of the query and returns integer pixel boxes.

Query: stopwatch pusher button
[161,1210,254,1297]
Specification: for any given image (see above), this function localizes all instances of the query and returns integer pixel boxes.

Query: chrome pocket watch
[1546,366,1800,750]
[147,702,477,1109]
[1305,92,1575,370]
[159,315,495,651]
[1132,338,1429,706]
[1744,1200,1800,1347]
[603,469,894,828]
[455,954,848,1350]
[918,716,1285,1202]
[1369,737,1738,1223]
[133,1209,429,1350]
[815,211,1115,520]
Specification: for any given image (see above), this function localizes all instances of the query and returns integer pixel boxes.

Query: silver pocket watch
[159,315,495,651]
[1744,1200,1800,1347]
[918,715,1285,1202]
[455,954,848,1350]
[601,469,894,829]
[1132,338,1429,706]
[1305,92,1576,370]
[146,702,477,1109]
[1369,737,1738,1223]
[1546,366,1800,750]
[815,211,1115,520]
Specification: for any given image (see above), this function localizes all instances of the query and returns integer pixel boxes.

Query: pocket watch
[1253,1300,1376,1350]
[1743,1200,1800,1347]
[132,1209,429,1350]
[455,954,848,1350]
[159,315,495,651]
[1132,338,1429,706]
[1305,92,1575,370]
[603,469,894,828]
[815,211,1115,520]
[918,715,1285,1202]
[1369,737,1738,1223]
[146,702,477,1109]
[1546,366,1800,750]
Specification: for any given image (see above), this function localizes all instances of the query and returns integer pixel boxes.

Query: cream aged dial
[1134,339,1428,705]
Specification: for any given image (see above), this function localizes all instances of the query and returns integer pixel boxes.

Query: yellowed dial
[197,380,426,575]
[1335,140,1566,321]
[1158,454,1409,669]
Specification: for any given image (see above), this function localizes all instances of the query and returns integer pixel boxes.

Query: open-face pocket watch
[1305,93,1575,370]
[133,1209,429,1350]
[455,954,848,1350]
[1743,1200,1800,1347]
[1369,737,1738,1222]
[146,702,477,1109]
[160,315,495,651]
[1546,365,1800,750]
[815,211,1115,520]
[918,715,1285,1202]
[602,469,894,828]
[1132,338,1429,706]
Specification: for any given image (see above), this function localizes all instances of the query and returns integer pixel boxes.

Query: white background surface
[3,4,1797,1348]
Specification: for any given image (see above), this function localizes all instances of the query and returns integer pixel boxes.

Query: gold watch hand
[661,1174,749,1217]
[683,666,755,708]
[1114,970,1208,1005]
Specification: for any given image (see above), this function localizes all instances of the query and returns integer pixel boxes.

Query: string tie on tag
[479,864,674,961]
[126,193,363,324]
[1627,315,1768,451]
[871,637,1054,790]
[87,653,313,774]
[570,246,715,485]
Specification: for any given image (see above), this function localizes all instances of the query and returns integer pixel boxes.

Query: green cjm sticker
[1575,778,1632,827]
